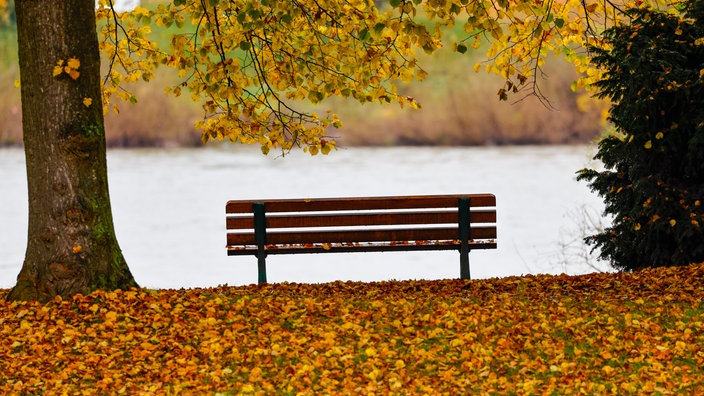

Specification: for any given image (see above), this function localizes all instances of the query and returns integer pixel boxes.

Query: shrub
[578,1,704,270]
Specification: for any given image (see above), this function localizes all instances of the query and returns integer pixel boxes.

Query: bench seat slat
[227,226,497,245]
[226,210,497,230]
[226,194,496,213]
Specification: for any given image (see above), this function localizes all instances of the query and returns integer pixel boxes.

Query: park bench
[226,194,497,283]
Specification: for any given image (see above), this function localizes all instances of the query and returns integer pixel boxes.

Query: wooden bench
[226,194,497,283]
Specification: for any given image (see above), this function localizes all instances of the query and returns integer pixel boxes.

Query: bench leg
[257,254,267,284]
[460,248,470,280]
[459,197,471,280]
[254,202,268,284]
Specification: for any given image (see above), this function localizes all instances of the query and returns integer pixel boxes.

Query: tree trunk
[8,0,138,302]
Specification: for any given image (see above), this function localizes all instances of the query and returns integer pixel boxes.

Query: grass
[2,263,704,394]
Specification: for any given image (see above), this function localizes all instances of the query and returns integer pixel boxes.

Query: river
[0,145,610,289]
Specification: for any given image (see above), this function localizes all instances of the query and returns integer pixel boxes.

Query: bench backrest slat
[227,226,497,246]
[226,209,497,230]
[226,194,496,213]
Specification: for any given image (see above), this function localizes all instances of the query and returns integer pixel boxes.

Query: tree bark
[8,0,138,302]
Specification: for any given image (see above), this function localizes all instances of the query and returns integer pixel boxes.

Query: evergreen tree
[578,1,704,270]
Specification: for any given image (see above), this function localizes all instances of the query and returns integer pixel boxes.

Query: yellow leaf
[644,140,652,149]
[367,368,381,380]
[68,69,80,80]
[83,98,93,107]
[67,57,80,70]
[670,219,677,227]
[52,65,64,77]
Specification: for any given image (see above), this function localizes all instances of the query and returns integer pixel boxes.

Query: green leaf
[359,28,370,41]
[307,91,324,103]
[554,18,565,28]
[456,42,468,54]
[237,11,247,24]
[248,8,262,20]
[173,0,186,6]
[389,0,402,8]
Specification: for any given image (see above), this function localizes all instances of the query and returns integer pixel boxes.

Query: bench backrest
[226,194,497,252]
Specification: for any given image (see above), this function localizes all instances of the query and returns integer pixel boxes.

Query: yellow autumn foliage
[91,0,679,155]
[2,263,704,394]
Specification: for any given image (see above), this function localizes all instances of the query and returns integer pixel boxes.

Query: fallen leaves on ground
[2,263,704,395]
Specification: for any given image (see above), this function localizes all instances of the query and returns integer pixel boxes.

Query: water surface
[0,145,608,289]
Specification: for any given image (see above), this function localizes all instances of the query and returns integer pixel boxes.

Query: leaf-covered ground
[2,264,704,395]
